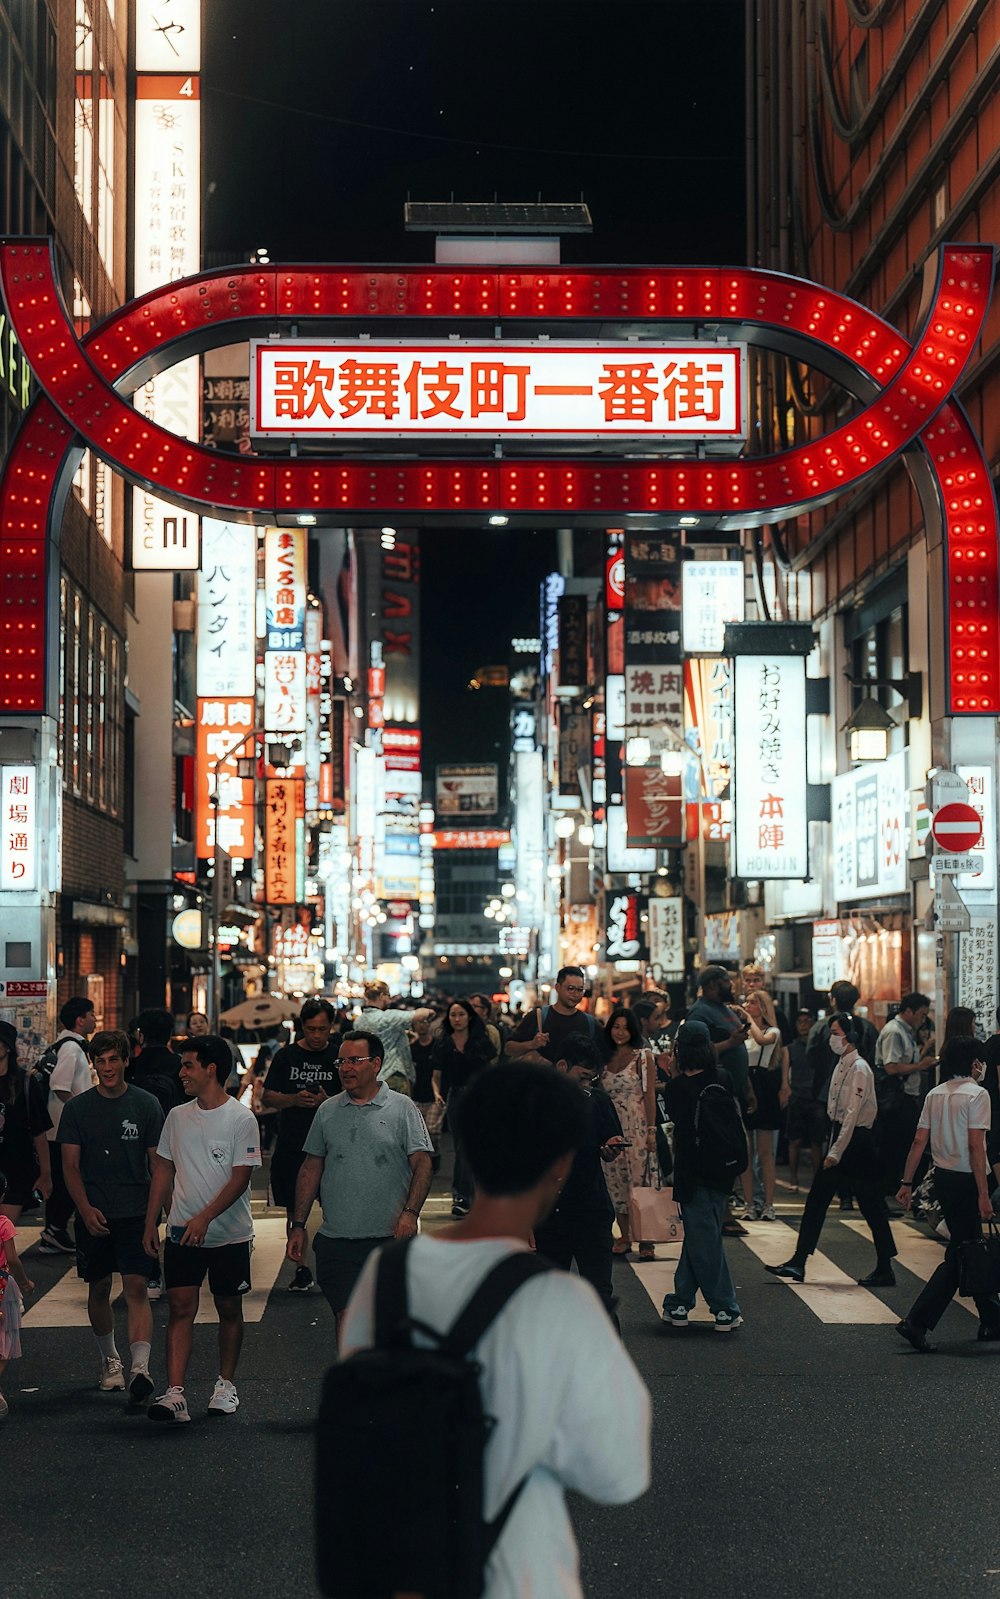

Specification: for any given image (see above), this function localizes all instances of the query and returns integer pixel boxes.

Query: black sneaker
[288,1266,313,1293]
[450,1201,470,1219]
[37,1225,75,1255]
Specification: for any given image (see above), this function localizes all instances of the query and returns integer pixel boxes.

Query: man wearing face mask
[895,1036,1000,1351]
[765,1013,897,1288]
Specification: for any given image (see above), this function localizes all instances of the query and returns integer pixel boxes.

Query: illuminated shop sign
[681,561,745,655]
[732,657,808,879]
[1,765,37,889]
[251,341,746,441]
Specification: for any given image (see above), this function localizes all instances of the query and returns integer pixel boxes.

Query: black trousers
[793,1129,896,1266]
[45,1140,75,1232]
[909,1168,1000,1331]
[877,1096,921,1188]
[535,1214,619,1330]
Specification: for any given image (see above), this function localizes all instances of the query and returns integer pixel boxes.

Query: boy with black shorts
[58,1030,163,1401]
[143,1034,260,1423]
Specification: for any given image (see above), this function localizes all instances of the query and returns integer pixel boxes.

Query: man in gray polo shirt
[286,1029,433,1339]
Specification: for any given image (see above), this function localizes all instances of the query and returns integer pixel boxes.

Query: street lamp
[843,697,896,763]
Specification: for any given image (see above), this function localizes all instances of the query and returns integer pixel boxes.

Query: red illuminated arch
[0,240,995,716]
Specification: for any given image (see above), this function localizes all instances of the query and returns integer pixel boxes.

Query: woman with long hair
[468,993,502,1064]
[601,1006,658,1260]
[0,1021,52,1224]
[432,999,495,1217]
[743,990,788,1221]
[765,1013,897,1287]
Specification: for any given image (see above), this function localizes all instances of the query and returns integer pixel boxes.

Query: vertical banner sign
[956,765,996,893]
[264,529,306,650]
[265,778,302,905]
[605,891,648,963]
[624,535,683,802]
[558,704,590,797]
[733,657,808,878]
[195,699,255,860]
[318,640,334,808]
[1,765,38,889]
[625,765,685,848]
[132,5,200,571]
[305,609,323,817]
[196,521,257,696]
[647,897,685,983]
[681,561,745,655]
[957,919,999,1036]
[557,594,589,693]
[264,651,307,738]
[831,752,908,901]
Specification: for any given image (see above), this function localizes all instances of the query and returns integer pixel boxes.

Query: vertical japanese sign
[732,657,808,878]
[624,765,684,848]
[956,765,996,893]
[957,918,998,1036]
[648,897,685,983]
[264,652,307,738]
[195,700,255,861]
[557,595,589,693]
[132,7,200,571]
[605,891,648,963]
[265,778,303,905]
[196,521,256,696]
[304,608,323,817]
[832,752,908,901]
[681,561,745,654]
[1,766,38,890]
[264,529,306,650]
[558,705,590,797]
[623,534,683,845]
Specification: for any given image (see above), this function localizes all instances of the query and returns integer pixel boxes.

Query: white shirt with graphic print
[157,1098,261,1246]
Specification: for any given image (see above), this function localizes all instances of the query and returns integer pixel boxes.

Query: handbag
[958,1219,1000,1299]
[628,1157,683,1244]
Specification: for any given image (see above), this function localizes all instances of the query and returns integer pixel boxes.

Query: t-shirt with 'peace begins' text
[157,1097,261,1247]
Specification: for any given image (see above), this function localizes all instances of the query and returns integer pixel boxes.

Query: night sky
[201,1,746,771]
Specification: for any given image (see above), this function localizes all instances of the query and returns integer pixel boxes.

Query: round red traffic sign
[930,801,983,853]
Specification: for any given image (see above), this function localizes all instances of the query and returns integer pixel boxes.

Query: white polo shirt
[917,1077,991,1173]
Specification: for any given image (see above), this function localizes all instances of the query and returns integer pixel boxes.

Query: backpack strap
[373,1236,417,1350]
[444,1250,552,1359]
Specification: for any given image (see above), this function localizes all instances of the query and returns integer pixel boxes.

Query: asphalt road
[6,1171,1000,1599]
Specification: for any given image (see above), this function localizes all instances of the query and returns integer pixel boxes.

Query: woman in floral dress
[601,1007,658,1259]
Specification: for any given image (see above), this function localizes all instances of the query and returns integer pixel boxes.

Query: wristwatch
[402,1206,419,1216]
[289,1219,307,1229]
[899,1181,912,1188]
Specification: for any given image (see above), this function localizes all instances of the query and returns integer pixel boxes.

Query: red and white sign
[251,341,746,441]
[931,802,983,854]
[606,551,625,610]
[1,765,37,890]
[431,829,511,850]
[1,980,48,999]
[195,699,255,859]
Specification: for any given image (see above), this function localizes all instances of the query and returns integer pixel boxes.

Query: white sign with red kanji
[251,341,746,440]
[1,765,37,890]
[732,657,808,879]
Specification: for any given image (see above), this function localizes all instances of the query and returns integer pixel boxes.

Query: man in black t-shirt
[535,1037,626,1329]
[261,998,342,1293]
[59,1030,163,1402]
[507,967,606,1065]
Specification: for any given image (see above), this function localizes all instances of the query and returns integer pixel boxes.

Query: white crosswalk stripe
[628,1219,897,1325]
[841,1217,979,1317]
[20,1216,291,1329]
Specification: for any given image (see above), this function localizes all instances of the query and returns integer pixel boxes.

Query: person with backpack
[36,996,96,1255]
[660,1020,748,1332]
[766,1013,898,1287]
[331,1062,650,1599]
[506,966,605,1066]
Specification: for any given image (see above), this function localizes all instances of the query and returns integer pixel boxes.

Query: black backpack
[316,1237,552,1599]
[29,1036,75,1090]
[694,1079,749,1186]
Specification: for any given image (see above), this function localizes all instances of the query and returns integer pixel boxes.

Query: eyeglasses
[561,984,585,994]
[337,1055,375,1064]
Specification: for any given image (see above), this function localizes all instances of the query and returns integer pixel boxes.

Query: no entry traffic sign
[930,801,983,854]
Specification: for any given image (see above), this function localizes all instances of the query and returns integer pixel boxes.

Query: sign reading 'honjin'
[732,657,808,880]
[251,341,746,441]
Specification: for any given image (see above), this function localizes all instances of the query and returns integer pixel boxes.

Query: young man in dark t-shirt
[535,1037,627,1328]
[261,998,341,1292]
[59,1030,163,1401]
[507,967,607,1065]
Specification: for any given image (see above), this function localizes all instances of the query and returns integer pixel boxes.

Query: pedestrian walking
[432,999,495,1216]
[0,1170,34,1420]
[766,1013,897,1287]
[37,996,95,1256]
[337,1061,651,1599]
[534,1036,627,1327]
[786,1007,824,1191]
[286,1030,433,1342]
[125,1007,184,1115]
[261,997,342,1293]
[687,965,754,1229]
[358,980,418,1095]
[600,1007,658,1259]
[0,1019,51,1224]
[143,1034,261,1423]
[895,1037,1000,1352]
[506,966,604,1064]
[469,993,503,1063]
[743,990,788,1221]
[58,1030,163,1401]
[408,1007,444,1169]
[660,1021,747,1332]
[873,991,932,1188]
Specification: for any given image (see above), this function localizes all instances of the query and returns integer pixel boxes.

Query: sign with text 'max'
[251,341,746,442]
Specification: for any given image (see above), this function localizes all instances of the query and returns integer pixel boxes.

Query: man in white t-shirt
[143,1034,261,1422]
[895,1036,1000,1352]
[38,996,96,1255]
[340,1062,651,1598]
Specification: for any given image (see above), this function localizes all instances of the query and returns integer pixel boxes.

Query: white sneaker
[146,1279,162,1302]
[99,1355,126,1392]
[760,1204,777,1221]
[207,1377,239,1416]
[148,1386,191,1424]
[743,1204,762,1221]
[714,1310,744,1333]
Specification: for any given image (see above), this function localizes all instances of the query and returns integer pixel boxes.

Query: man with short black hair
[262,997,342,1293]
[130,1007,184,1109]
[38,996,96,1255]
[506,966,604,1065]
[339,1062,650,1596]
[59,1030,163,1400]
[143,1034,261,1423]
[287,1029,433,1340]
[534,1037,627,1327]
[875,990,932,1188]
